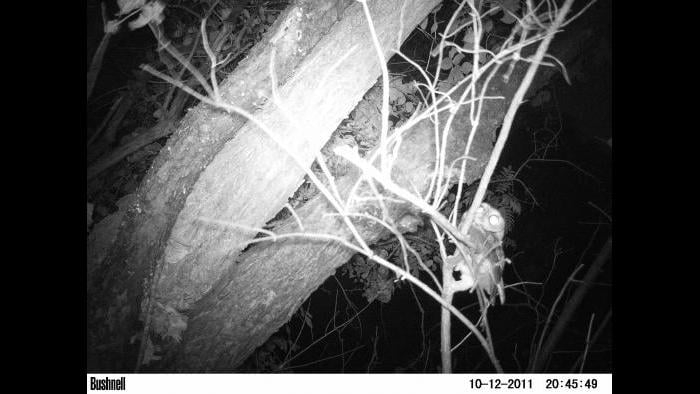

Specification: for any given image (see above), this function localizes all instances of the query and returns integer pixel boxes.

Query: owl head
[474,203,505,241]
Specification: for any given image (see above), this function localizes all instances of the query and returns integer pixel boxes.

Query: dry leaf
[128,1,165,30]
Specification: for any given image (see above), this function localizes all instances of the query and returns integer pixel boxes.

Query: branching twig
[459,0,575,237]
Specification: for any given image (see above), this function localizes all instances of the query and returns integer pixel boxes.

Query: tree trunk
[87,0,440,371]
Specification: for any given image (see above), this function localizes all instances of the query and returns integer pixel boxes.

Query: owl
[450,203,510,304]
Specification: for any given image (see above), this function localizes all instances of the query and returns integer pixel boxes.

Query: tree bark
[155,0,442,315]
[87,0,439,371]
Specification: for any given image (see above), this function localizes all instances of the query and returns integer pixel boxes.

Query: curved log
[87,0,440,371]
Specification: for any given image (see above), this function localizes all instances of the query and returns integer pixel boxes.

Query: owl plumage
[450,203,510,304]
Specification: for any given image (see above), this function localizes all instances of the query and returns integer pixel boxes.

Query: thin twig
[570,308,610,372]
[532,237,611,371]
[578,313,595,372]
